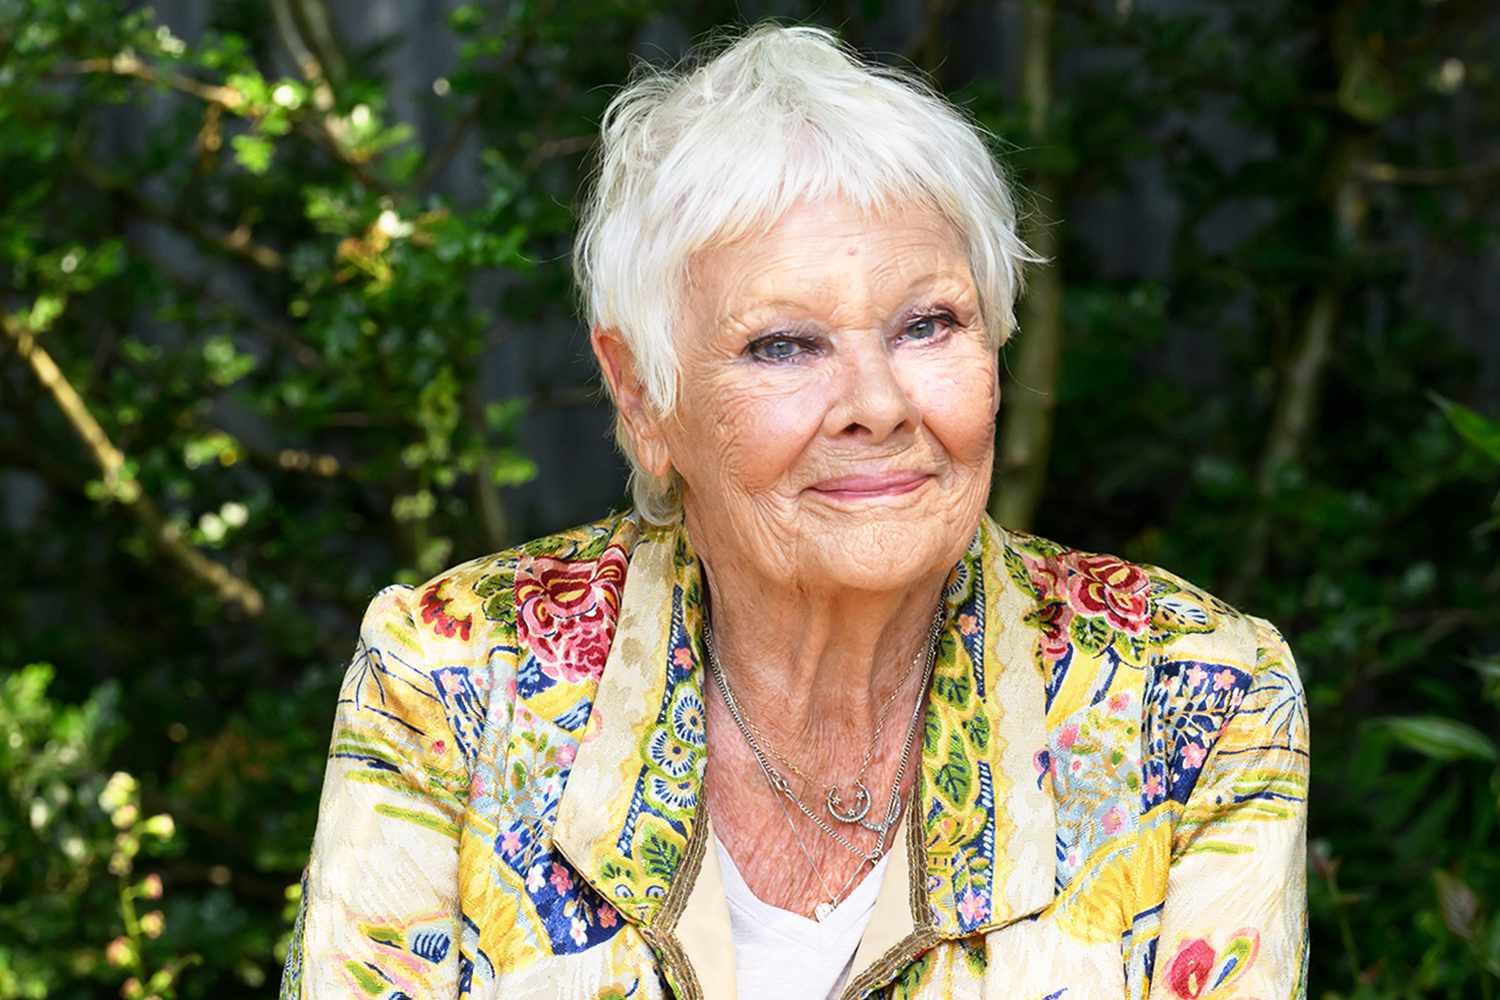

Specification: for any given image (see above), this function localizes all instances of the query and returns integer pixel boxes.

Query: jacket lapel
[552,522,733,997]
[553,523,710,922]
[918,516,1057,936]
[846,517,1058,996]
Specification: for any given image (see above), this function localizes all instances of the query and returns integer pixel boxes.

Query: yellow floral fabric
[281,510,1308,999]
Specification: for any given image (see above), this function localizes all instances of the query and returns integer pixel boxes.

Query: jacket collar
[553,515,1056,982]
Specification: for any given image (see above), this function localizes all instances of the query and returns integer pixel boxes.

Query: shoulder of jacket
[346,511,643,741]
[395,509,643,648]
[994,520,1278,664]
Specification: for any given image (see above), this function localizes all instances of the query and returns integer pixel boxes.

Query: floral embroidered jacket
[280,510,1309,999]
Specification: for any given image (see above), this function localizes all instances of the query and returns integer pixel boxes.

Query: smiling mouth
[806,472,934,500]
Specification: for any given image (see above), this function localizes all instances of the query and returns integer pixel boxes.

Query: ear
[590,326,674,479]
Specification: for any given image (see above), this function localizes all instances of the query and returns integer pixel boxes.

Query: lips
[807,471,933,499]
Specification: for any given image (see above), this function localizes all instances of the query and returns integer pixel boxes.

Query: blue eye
[901,312,953,342]
[748,336,808,362]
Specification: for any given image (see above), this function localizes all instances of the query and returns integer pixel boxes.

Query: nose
[824,339,920,443]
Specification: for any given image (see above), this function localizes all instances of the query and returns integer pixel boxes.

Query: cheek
[910,356,998,466]
[680,374,830,493]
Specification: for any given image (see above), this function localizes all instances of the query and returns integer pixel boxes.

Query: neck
[687,515,954,916]
[694,538,948,759]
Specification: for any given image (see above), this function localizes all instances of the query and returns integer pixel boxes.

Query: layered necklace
[703,604,944,919]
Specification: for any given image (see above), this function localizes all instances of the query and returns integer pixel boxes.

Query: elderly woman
[280,23,1308,1000]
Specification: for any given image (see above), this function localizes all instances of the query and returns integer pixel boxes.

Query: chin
[802,514,974,593]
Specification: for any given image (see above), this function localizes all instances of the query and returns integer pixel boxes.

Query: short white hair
[572,22,1034,523]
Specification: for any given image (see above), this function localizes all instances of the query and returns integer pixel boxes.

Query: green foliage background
[1,1,1497,997]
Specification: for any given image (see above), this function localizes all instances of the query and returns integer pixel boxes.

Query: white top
[713,833,892,1000]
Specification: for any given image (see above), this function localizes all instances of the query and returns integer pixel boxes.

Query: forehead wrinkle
[695,207,974,330]
[711,261,847,329]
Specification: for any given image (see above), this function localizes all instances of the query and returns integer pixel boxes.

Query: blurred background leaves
[0,0,1497,996]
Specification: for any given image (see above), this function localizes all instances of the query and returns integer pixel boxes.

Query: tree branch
[59,53,393,198]
[55,55,246,111]
[73,155,286,272]
[1229,5,1376,600]
[290,0,348,87]
[1358,158,1500,186]
[266,0,394,197]
[2,313,266,617]
[903,0,958,77]
[270,0,330,95]
[990,0,1063,532]
[523,134,595,170]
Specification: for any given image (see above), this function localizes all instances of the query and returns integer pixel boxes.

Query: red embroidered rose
[420,578,473,641]
[1035,599,1075,664]
[1064,553,1149,636]
[516,546,628,684]
[1166,938,1217,998]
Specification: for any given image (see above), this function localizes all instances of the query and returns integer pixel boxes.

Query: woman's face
[630,196,999,594]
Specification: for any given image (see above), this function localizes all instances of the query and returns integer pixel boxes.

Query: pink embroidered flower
[1186,665,1208,690]
[672,646,694,670]
[432,739,447,755]
[526,864,545,893]
[1166,937,1217,998]
[581,708,605,743]
[1108,691,1130,713]
[1058,724,1081,750]
[1181,742,1206,769]
[597,903,618,928]
[1213,669,1237,691]
[1101,805,1125,835]
[570,916,588,946]
[1070,758,1083,774]
[500,830,521,856]
[549,862,573,894]
[958,613,979,636]
[554,743,577,767]
[1063,554,1150,636]
[516,546,628,684]
[1024,555,1065,600]
[957,890,989,925]
[441,672,465,695]
[1144,774,1164,798]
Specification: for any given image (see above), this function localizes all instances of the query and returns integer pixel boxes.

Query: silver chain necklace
[702,604,943,915]
[738,663,912,832]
